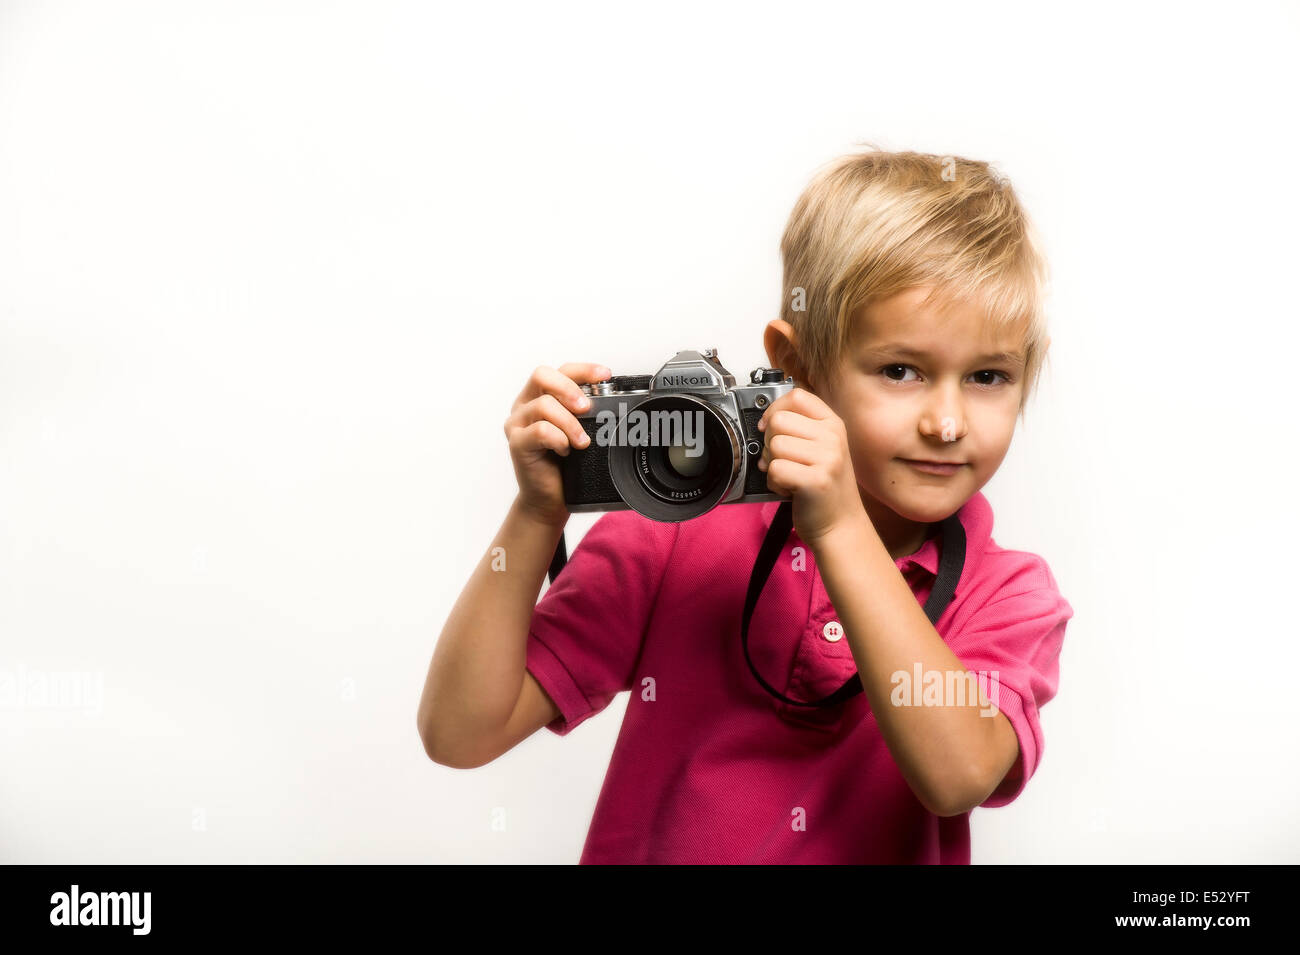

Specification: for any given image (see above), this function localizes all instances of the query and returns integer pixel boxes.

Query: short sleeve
[944,557,1073,808]
[525,509,680,737]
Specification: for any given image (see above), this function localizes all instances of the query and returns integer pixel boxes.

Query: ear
[763,319,813,389]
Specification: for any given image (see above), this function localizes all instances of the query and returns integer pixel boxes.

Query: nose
[918,382,967,443]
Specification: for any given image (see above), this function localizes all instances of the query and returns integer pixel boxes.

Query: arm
[810,511,1019,816]
[417,495,563,769]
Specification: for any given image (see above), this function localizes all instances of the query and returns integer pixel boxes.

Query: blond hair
[779,144,1051,418]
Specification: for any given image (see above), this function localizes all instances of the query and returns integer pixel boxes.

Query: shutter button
[822,620,843,642]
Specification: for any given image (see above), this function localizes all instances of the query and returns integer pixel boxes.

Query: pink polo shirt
[524,490,1072,864]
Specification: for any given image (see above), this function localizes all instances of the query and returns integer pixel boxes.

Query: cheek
[841,413,898,459]
[971,408,1019,447]
[840,396,899,436]
[831,388,908,458]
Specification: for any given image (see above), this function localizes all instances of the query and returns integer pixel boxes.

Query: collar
[763,489,993,577]
[896,490,993,576]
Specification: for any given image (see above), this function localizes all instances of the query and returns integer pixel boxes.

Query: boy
[418,147,1073,864]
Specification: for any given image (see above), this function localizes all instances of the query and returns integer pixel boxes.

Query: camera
[556,348,794,522]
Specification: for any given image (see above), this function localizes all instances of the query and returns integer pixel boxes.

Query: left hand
[756,387,867,548]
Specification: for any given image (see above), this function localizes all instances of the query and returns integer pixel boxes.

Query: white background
[2,0,1297,864]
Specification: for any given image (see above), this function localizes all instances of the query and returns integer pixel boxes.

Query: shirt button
[822,620,843,642]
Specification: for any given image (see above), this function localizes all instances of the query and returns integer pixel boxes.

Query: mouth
[900,459,966,476]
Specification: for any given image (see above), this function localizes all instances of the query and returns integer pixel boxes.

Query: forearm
[418,495,565,761]
[810,513,1006,816]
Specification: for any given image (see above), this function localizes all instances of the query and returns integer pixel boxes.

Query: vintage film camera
[557,348,794,522]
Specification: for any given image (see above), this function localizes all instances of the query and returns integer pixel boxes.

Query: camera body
[557,348,794,522]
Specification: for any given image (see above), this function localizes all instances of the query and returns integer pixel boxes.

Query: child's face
[785,286,1027,529]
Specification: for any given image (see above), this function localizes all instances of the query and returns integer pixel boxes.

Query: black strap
[548,532,568,585]
[741,499,967,708]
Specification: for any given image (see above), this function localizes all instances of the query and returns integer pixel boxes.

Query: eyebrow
[862,344,1026,366]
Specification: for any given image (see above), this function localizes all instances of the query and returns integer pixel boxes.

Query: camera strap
[548,533,567,585]
[741,499,967,708]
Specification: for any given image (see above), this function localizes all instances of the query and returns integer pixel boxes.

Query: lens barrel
[607,394,742,522]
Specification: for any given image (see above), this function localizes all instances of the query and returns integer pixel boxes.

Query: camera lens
[638,430,723,500]
[608,395,742,522]
[667,442,708,479]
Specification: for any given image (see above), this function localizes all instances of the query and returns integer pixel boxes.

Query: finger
[514,363,611,414]
[513,419,573,457]
[760,386,831,427]
[759,457,799,498]
[755,393,786,430]
[515,393,592,450]
[759,408,821,441]
[788,385,834,417]
[512,365,582,414]
[764,457,817,493]
[764,433,821,468]
[555,361,612,385]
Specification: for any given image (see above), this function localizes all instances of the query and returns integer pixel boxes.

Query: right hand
[504,362,611,526]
